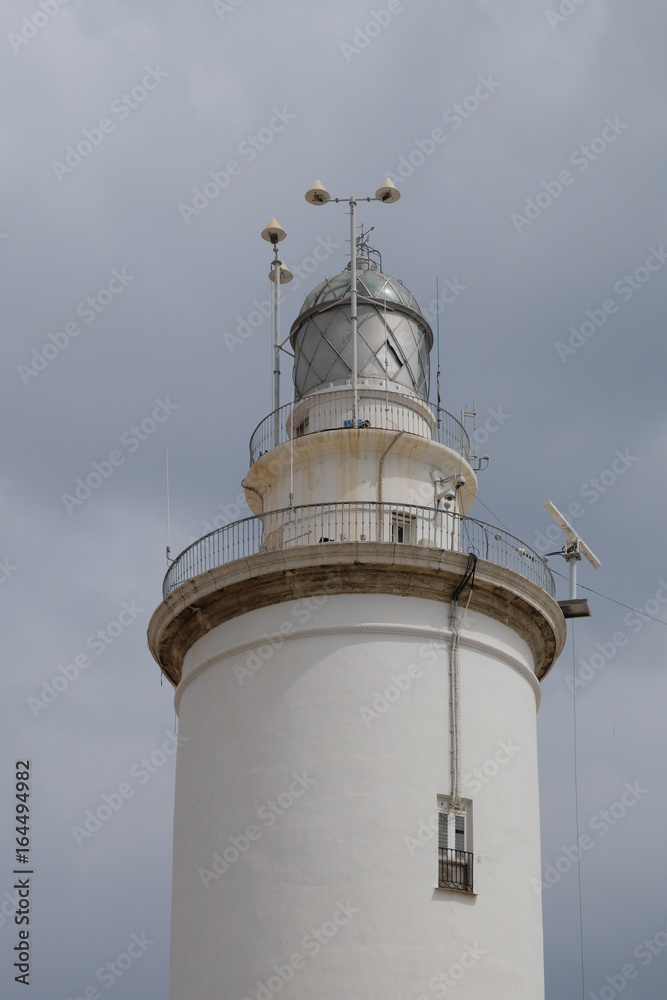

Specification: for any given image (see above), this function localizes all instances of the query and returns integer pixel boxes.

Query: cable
[463,561,476,612]
[550,569,667,626]
[470,496,510,532]
[448,555,477,811]
[452,552,477,602]
[449,600,462,811]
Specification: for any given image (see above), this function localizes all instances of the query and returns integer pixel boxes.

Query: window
[437,799,473,893]
[383,339,403,377]
[438,811,466,851]
[391,512,416,544]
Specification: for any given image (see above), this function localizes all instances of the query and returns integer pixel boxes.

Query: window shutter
[438,811,448,850]
[454,814,465,851]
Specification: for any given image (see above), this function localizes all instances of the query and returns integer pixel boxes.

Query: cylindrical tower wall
[167,593,545,1000]
[243,430,477,516]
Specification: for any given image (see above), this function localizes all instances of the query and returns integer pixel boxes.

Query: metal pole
[273,246,280,446]
[350,198,358,426]
[165,445,171,563]
[569,553,579,600]
[436,277,441,430]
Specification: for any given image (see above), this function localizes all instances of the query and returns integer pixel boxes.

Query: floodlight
[261,217,287,243]
[305,180,330,205]
[375,178,401,204]
[269,261,293,284]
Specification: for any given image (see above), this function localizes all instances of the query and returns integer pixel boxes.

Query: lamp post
[261,218,293,446]
[305,178,400,427]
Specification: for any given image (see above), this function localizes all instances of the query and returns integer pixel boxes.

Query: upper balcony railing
[249,388,471,466]
[162,501,554,599]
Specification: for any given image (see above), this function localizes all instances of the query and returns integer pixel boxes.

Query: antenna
[461,399,477,462]
[305,178,401,426]
[543,500,601,617]
[261,218,293,445]
[383,292,389,416]
[436,277,441,430]
[166,446,172,564]
[356,224,382,271]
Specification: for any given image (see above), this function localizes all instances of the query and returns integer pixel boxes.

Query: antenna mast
[261,218,293,443]
[304,177,401,428]
[165,445,171,563]
[543,500,601,617]
[436,278,442,428]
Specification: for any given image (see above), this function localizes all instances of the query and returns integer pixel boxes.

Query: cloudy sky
[1,0,666,997]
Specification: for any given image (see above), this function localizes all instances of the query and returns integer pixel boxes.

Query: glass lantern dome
[289,257,433,401]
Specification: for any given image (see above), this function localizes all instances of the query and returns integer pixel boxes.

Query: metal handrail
[162,501,554,599]
[438,848,474,893]
[248,388,471,466]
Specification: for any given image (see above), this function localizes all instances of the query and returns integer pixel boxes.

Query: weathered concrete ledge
[148,543,567,688]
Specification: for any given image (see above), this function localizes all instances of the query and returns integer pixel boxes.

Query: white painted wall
[244,427,478,517]
[168,593,544,1000]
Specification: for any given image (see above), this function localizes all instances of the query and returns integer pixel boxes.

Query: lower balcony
[150,501,566,687]
[163,501,553,599]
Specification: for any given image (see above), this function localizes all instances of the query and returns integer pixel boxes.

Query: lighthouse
[148,185,566,1000]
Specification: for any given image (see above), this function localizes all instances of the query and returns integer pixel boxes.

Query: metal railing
[249,388,471,466]
[438,848,474,893]
[163,501,554,599]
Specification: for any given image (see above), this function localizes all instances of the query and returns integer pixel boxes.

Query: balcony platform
[148,538,566,688]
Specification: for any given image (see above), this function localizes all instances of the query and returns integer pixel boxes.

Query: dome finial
[348,225,382,273]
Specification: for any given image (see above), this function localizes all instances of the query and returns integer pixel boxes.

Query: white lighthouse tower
[148,189,566,1000]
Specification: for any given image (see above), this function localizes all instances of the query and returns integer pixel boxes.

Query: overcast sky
[1,1,667,997]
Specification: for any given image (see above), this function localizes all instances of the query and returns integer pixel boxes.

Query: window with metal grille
[437,800,473,893]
